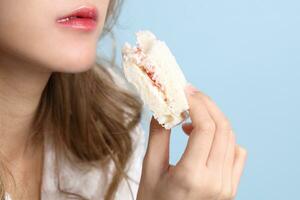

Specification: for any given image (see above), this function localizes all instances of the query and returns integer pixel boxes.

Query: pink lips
[56,6,98,31]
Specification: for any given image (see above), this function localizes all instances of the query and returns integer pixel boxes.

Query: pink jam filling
[134,47,167,102]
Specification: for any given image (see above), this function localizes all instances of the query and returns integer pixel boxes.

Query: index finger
[177,85,216,168]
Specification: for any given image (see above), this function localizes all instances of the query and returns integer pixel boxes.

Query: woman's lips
[56,6,98,31]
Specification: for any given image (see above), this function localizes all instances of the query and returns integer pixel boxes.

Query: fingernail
[182,122,192,127]
[184,83,198,96]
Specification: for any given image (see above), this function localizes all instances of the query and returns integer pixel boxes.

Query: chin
[53,52,97,73]
[43,41,98,74]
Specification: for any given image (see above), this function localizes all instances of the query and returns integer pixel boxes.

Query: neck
[0,50,51,162]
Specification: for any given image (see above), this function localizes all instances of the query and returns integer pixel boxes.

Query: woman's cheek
[0,0,107,73]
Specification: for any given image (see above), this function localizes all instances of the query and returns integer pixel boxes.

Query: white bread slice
[122,31,189,129]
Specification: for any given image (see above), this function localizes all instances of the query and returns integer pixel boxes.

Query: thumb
[144,116,171,176]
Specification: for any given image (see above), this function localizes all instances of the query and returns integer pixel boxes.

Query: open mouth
[57,15,95,23]
[56,6,98,31]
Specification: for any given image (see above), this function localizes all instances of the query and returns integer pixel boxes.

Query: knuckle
[173,166,207,191]
[180,172,198,188]
[204,94,213,102]
[169,170,198,194]
[191,91,212,105]
[230,131,236,142]
[220,188,234,200]
[207,181,222,197]
[195,120,216,133]
[170,166,189,183]
[239,146,248,157]
[218,119,232,131]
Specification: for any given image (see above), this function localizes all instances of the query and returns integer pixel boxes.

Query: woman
[0,0,247,199]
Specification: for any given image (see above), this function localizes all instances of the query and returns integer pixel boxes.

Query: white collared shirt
[5,122,146,200]
[5,66,146,200]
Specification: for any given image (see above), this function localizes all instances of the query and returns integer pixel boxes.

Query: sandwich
[122,31,189,129]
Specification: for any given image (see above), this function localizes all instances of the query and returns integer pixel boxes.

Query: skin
[0,0,109,199]
[137,85,247,200]
[0,1,247,200]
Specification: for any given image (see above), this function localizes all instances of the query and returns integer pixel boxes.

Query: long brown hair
[0,0,143,199]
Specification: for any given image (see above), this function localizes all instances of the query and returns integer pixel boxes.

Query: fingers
[143,116,171,177]
[179,83,245,197]
[206,128,229,172]
[184,85,215,132]
[218,131,236,200]
[178,86,216,167]
[232,146,248,197]
[199,93,231,170]
[181,84,233,167]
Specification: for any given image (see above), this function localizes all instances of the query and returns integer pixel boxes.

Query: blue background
[98,0,300,199]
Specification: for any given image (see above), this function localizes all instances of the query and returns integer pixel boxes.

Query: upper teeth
[57,16,77,23]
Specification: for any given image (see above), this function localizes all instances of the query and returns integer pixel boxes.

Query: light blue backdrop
[98,0,300,199]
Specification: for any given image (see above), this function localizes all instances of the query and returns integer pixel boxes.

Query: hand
[137,84,247,200]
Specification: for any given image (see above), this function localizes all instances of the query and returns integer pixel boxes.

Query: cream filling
[122,31,190,129]
[132,47,168,102]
